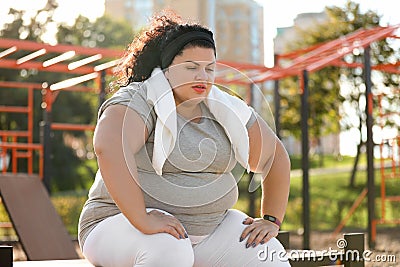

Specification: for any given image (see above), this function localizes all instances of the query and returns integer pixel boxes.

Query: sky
[1,0,399,67]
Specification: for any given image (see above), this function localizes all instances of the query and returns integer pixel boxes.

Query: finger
[163,225,181,240]
[245,228,262,248]
[239,224,255,242]
[260,231,273,245]
[242,217,254,225]
[165,216,188,239]
[253,229,270,246]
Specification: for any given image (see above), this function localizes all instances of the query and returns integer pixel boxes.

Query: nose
[195,68,208,81]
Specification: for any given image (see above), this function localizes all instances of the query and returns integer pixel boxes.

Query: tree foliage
[57,15,133,49]
[279,1,399,165]
[0,1,135,192]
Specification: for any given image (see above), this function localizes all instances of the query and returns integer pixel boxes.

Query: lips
[192,84,207,93]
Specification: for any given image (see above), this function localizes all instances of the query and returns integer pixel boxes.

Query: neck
[176,101,202,122]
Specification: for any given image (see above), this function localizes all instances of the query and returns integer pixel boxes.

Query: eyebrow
[184,60,216,66]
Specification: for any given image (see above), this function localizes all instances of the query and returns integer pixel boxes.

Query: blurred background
[0,0,399,260]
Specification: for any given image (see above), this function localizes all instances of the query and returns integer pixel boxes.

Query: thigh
[193,209,290,267]
[83,210,194,267]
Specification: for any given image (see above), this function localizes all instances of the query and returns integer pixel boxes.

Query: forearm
[260,140,290,222]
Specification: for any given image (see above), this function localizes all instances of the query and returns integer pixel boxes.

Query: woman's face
[164,46,216,106]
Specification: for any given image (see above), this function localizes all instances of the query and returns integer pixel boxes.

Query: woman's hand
[239,217,279,248]
[142,210,188,240]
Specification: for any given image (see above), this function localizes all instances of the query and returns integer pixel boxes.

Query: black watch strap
[263,214,281,227]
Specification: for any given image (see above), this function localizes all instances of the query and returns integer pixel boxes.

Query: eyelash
[186,66,215,72]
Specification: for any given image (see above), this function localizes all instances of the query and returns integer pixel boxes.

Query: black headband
[160,31,215,69]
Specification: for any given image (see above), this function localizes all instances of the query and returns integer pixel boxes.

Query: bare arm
[240,114,290,247]
[94,104,186,239]
[247,114,290,222]
[94,105,149,231]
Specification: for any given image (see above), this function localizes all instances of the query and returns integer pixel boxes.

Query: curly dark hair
[114,10,216,86]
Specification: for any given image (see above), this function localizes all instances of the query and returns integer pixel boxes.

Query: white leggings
[83,209,291,267]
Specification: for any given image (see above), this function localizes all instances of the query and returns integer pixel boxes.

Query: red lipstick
[192,84,207,93]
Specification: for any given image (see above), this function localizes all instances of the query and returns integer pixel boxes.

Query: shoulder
[112,82,147,100]
[97,82,156,134]
[99,82,152,117]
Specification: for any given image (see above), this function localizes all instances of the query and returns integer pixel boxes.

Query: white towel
[145,68,252,175]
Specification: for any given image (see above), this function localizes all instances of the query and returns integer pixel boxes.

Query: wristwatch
[263,214,281,227]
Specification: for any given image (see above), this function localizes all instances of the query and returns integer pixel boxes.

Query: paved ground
[11,228,399,266]
[289,229,399,267]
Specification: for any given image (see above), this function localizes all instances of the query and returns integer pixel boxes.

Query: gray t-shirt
[78,82,257,248]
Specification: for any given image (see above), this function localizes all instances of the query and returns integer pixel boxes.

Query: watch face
[264,215,275,222]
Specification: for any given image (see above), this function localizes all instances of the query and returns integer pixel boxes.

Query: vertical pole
[41,87,52,193]
[273,54,281,138]
[301,70,310,249]
[0,246,12,267]
[364,46,375,249]
[344,233,365,267]
[274,79,281,138]
[99,70,107,109]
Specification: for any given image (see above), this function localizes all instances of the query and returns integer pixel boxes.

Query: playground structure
[375,90,400,238]
[332,89,400,241]
[0,24,399,262]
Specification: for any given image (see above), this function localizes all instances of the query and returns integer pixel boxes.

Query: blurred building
[274,11,328,54]
[273,11,341,156]
[104,0,264,64]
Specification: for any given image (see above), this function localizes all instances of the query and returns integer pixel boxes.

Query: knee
[225,209,248,223]
[139,237,194,267]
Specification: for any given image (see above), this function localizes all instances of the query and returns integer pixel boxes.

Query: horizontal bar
[50,72,99,91]
[0,81,44,89]
[385,196,400,201]
[0,38,122,58]
[14,151,32,158]
[0,131,30,137]
[374,219,400,225]
[0,106,29,113]
[16,48,46,65]
[0,142,42,150]
[68,54,102,70]
[51,123,95,131]
[0,59,95,75]
[0,222,12,228]
[0,46,17,59]
[42,51,76,67]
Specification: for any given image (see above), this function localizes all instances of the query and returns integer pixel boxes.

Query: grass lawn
[234,164,400,232]
[0,154,398,238]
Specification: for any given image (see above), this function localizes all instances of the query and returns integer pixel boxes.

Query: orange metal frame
[373,90,400,241]
[0,81,43,178]
[0,38,121,179]
[0,25,400,239]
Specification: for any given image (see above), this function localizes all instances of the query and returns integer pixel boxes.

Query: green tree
[57,15,133,49]
[279,1,399,172]
[48,14,134,191]
[0,1,135,191]
[0,1,59,175]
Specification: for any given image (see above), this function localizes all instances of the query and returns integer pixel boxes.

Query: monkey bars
[0,24,399,250]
